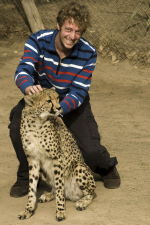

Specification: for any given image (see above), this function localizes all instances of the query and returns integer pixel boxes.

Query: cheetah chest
[21,119,57,157]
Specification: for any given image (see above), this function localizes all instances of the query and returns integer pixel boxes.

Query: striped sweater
[15,29,97,115]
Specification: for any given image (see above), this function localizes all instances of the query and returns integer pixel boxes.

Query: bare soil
[0,40,150,225]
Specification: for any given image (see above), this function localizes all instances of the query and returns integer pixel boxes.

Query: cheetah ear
[24,95,34,106]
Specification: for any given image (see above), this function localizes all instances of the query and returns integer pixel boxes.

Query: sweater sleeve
[60,51,97,115]
[14,33,41,94]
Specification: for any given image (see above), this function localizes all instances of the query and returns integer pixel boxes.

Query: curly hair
[56,2,90,33]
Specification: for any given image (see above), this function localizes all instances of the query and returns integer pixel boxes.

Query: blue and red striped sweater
[15,29,97,115]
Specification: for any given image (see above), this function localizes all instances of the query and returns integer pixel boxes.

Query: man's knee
[8,102,24,143]
[9,112,21,139]
[8,99,24,130]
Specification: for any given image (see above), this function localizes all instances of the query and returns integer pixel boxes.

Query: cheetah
[18,88,96,221]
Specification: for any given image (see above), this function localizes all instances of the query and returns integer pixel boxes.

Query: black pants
[8,96,118,180]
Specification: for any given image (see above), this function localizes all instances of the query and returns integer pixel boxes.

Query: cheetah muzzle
[18,88,96,221]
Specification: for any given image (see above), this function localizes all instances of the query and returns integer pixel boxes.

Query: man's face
[57,19,82,50]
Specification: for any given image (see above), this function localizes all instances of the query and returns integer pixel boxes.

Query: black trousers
[8,96,118,180]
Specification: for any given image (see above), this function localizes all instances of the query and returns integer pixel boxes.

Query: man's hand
[25,85,43,95]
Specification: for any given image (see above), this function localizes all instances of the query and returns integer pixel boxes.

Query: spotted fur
[18,88,96,221]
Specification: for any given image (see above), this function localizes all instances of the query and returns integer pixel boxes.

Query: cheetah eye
[47,100,52,103]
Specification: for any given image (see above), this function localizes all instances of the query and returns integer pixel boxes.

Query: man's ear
[57,23,60,30]
[24,95,34,106]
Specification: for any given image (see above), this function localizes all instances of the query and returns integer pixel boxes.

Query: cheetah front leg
[18,160,40,220]
[75,165,96,211]
[53,164,66,221]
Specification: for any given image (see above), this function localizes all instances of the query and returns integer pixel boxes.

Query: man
[9,1,120,198]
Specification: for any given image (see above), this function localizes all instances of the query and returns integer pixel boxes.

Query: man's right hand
[25,85,43,95]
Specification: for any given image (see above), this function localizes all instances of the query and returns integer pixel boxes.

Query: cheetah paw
[18,210,34,220]
[75,201,87,211]
[76,206,86,211]
[38,192,54,203]
[56,211,66,221]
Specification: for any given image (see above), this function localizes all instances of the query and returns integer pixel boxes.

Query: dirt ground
[0,40,150,225]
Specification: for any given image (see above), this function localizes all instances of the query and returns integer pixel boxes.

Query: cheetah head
[24,88,62,120]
